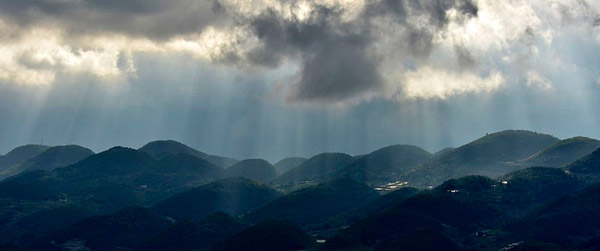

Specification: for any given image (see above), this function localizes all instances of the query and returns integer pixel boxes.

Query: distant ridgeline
[0,130,599,250]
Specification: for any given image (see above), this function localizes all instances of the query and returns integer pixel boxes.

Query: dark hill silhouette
[0,130,599,251]
[515,137,600,167]
[243,179,379,227]
[0,145,50,171]
[36,207,171,251]
[498,166,584,215]
[274,152,354,185]
[224,159,278,182]
[152,177,281,221]
[139,140,238,168]
[274,157,307,173]
[328,187,420,227]
[324,210,443,250]
[335,145,432,184]
[404,130,559,187]
[514,183,600,245]
[373,229,461,251]
[213,219,313,251]
[0,171,60,201]
[11,206,93,236]
[136,212,248,251]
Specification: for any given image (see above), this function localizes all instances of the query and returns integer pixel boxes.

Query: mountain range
[0,129,599,250]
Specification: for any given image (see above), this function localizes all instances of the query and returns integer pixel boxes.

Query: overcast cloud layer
[0,0,599,161]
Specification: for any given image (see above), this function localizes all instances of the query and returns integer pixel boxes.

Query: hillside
[274,152,354,185]
[0,147,231,232]
[513,183,600,246]
[213,219,313,251]
[242,179,379,227]
[274,157,307,173]
[404,130,560,187]
[565,147,600,175]
[515,137,600,167]
[35,207,171,250]
[335,145,433,184]
[0,131,599,250]
[55,146,155,178]
[327,187,420,227]
[136,212,248,251]
[0,145,50,171]
[135,153,224,196]
[8,145,95,176]
[152,177,281,221]
[139,140,238,168]
[224,159,278,183]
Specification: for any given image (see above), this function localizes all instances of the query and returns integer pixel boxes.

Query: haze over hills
[224,159,278,183]
[0,130,599,250]
[16,145,94,172]
[514,137,600,168]
[566,147,600,176]
[403,130,560,187]
[274,157,307,174]
[0,145,94,179]
[0,145,50,171]
[36,207,171,250]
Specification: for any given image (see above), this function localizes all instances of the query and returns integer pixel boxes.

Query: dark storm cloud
[242,0,478,102]
[0,0,226,40]
[245,7,379,101]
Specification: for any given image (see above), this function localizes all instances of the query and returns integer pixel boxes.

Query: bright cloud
[401,68,505,99]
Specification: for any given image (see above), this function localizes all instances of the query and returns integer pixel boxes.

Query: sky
[0,0,599,162]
